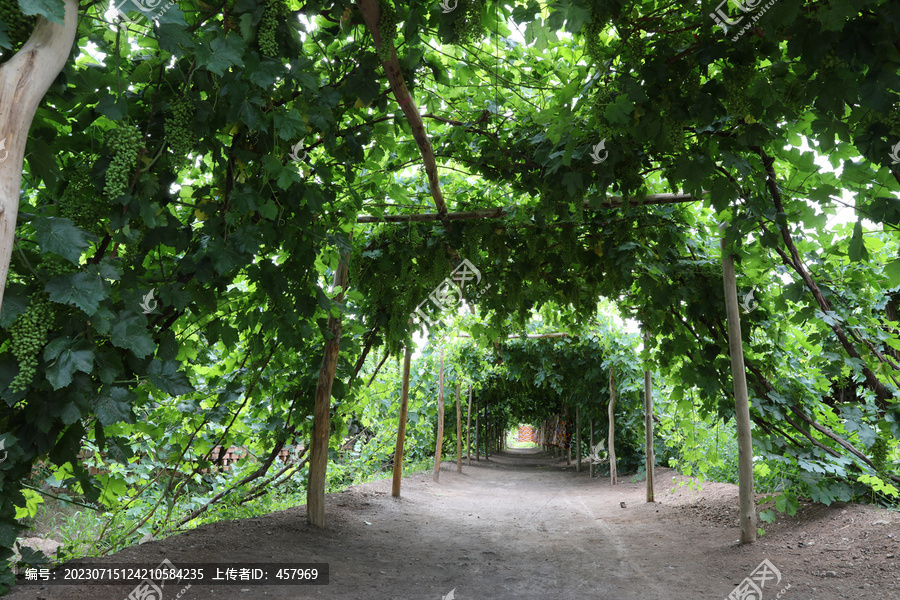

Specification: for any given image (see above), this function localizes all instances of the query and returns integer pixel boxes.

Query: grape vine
[258,0,286,57]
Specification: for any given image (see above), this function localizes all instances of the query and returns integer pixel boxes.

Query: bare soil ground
[6,447,900,600]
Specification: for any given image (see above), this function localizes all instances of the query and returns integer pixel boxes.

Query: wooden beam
[356,0,449,228]
[433,348,445,482]
[356,193,703,224]
[720,222,757,544]
[0,0,79,311]
[307,252,349,527]
[391,343,412,497]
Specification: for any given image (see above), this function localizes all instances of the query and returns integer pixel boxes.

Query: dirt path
[7,448,900,599]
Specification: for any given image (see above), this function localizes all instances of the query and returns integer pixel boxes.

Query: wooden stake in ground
[474,403,479,461]
[721,223,757,544]
[608,368,618,485]
[456,381,463,473]
[466,385,472,465]
[308,252,349,527]
[392,343,413,497]
[0,0,79,312]
[575,407,581,473]
[589,418,594,478]
[644,341,655,502]
[433,348,445,482]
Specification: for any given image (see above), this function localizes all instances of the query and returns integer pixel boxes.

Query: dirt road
[6,448,900,599]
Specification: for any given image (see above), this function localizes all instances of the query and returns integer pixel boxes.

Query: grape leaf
[32,217,96,266]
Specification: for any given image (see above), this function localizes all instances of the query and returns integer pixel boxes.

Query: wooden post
[484,407,489,459]
[589,418,594,478]
[474,403,479,461]
[308,253,349,527]
[433,348,445,482]
[644,343,655,502]
[456,381,462,473]
[392,343,412,497]
[576,407,581,473]
[0,0,79,312]
[608,368,617,485]
[466,386,472,465]
[721,223,757,544]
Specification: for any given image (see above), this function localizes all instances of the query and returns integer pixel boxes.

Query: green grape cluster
[662,117,684,150]
[453,0,483,46]
[819,51,847,77]
[166,97,196,159]
[879,106,900,136]
[723,66,754,121]
[0,0,36,49]
[59,169,103,234]
[583,17,604,64]
[41,256,76,278]
[684,71,701,98]
[258,0,285,57]
[377,1,398,60]
[104,125,142,201]
[870,437,889,474]
[9,293,54,393]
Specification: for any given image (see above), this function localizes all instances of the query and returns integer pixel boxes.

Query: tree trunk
[391,343,412,497]
[608,368,618,485]
[721,223,757,544]
[474,405,479,461]
[307,253,349,527]
[0,0,79,311]
[644,351,655,503]
[433,348,445,482]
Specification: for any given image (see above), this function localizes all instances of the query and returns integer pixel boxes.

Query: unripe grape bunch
[258,0,286,57]
[166,97,196,159]
[9,293,54,393]
[454,0,483,45]
[377,1,398,61]
[59,169,104,234]
[0,0,36,49]
[104,125,142,201]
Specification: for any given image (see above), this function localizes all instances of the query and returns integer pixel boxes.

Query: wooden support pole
[433,348,445,482]
[721,223,757,544]
[576,407,581,473]
[307,253,349,527]
[392,343,413,497]
[644,339,655,502]
[466,385,472,465]
[456,381,462,473]
[474,402,479,461]
[608,368,618,485]
[589,418,595,478]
